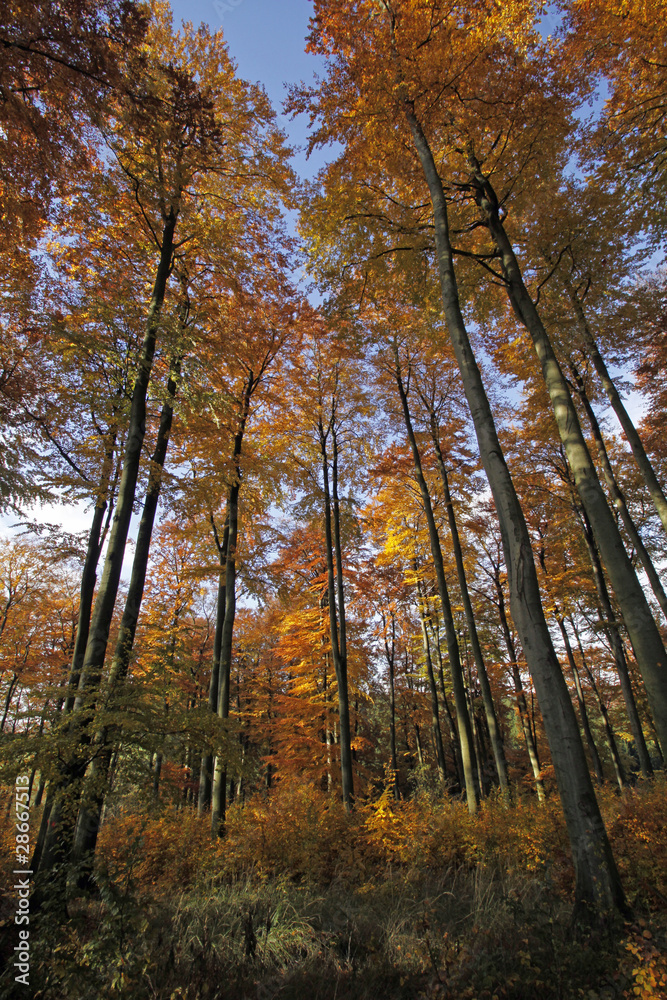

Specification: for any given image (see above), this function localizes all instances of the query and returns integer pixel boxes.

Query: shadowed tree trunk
[211,373,256,837]
[416,580,449,786]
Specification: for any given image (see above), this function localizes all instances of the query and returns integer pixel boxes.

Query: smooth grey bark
[484,535,546,802]
[565,279,667,538]
[399,102,624,914]
[72,353,182,867]
[426,411,509,794]
[468,156,667,760]
[34,211,178,888]
[568,359,667,623]
[393,353,478,810]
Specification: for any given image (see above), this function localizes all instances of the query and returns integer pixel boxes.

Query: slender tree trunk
[199,508,229,815]
[568,360,667,623]
[382,611,400,799]
[564,279,667,538]
[319,420,354,810]
[556,615,605,785]
[489,558,545,799]
[428,611,464,789]
[576,504,654,778]
[65,435,118,713]
[210,372,256,836]
[73,354,182,868]
[416,582,448,786]
[429,421,509,794]
[393,354,478,811]
[468,156,667,760]
[1,673,18,730]
[152,752,163,801]
[570,618,627,793]
[396,106,625,913]
[211,480,239,836]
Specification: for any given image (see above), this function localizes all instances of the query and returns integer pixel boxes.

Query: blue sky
[169,0,332,180]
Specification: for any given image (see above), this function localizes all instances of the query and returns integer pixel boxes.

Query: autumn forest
[0,1,666,997]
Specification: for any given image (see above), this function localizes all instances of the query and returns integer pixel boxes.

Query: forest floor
[1,779,666,999]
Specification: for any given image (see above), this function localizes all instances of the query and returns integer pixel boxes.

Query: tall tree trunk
[568,359,667,623]
[399,104,624,914]
[393,352,479,811]
[72,353,182,868]
[416,582,448,786]
[570,618,627,793]
[555,615,605,786]
[65,430,119,712]
[564,279,667,538]
[489,554,545,799]
[428,611,464,789]
[34,211,177,890]
[1,673,18,730]
[575,503,654,778]
[211,373,255,836]
[382,611,400,799]
[428,418,509,794]
[319,419,354,810]
[468,155,667,760]
[198,508,229,815]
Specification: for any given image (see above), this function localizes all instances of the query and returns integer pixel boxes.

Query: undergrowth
[0,779,665,999]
